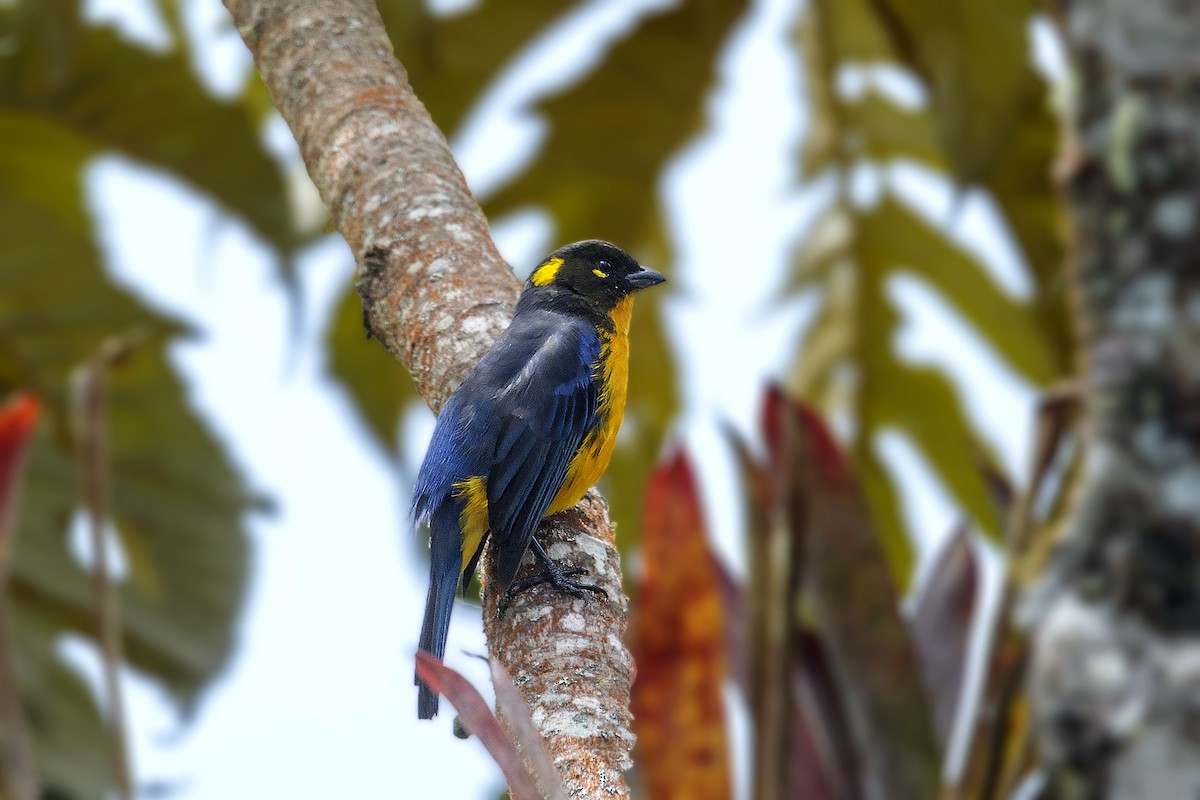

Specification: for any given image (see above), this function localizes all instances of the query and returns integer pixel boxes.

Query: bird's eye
[597,260,611,270]
[592,259,612,279]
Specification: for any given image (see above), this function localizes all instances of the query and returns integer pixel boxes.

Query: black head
[525,240,665,310]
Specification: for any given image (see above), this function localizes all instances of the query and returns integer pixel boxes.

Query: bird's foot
[500,538,607,614]
[509,563,606,599]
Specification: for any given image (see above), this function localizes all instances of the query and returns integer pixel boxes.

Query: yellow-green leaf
[0,106,252,796]
[869,197,1058,384]
[873,0,1043,186]
[380,0,580,138]
[789,0,1072,583]
[0,1,295,252]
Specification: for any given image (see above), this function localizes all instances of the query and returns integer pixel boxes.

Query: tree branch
[221,0,634,795]
[1028,1,1200,795]
[224,0,516,408]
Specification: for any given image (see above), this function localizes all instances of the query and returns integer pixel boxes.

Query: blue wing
[485,332,600,587]
[413,309,601,590]
[412,308,600,717]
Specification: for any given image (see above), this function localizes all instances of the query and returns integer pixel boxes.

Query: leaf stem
[72,340,135,800]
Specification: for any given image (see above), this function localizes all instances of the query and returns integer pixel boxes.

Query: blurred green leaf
[0,63,253,800]
[987,90,1073,371]
[789,0,1071,583]
[844,90,943,168]
[0,1,295,253]
[380,0,578,138]
[9,609,109,800]
[873,0,1042,186]
[789,197,1016,574]
[879,201,1057,383]
[14,346,253,705]
[800,0,910,176]
[487,0,747,243]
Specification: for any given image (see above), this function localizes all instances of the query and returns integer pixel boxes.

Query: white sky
[67,0,1065,796]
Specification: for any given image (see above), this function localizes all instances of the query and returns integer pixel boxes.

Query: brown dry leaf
[729,409,797,800]
[630,449,731,800]
[911,525,979,747]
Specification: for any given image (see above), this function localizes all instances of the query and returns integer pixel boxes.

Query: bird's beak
[627,266,667,290]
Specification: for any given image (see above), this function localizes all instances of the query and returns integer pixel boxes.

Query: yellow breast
[546,296,633,515]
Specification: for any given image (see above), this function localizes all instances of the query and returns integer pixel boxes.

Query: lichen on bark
[1027,1,1200,795]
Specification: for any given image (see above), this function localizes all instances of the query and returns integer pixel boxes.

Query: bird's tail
[416,503,461,719]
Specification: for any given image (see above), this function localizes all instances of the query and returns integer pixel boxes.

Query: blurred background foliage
[0,0,1073,796]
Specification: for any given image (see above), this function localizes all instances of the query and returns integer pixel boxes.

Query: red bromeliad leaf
[763,386,940,800]
[413,652,545,800]
[794,630,860,800]
[912,525,979,748]
[630,449,731,800]
[0,394,39,542]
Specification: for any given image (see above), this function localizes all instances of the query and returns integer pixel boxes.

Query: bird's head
[525,240,665,311]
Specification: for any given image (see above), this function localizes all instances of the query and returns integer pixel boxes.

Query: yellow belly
[547,296,632,514]
[455,297,634,573]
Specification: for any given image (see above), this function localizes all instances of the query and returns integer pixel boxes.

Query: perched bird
[412,240,665,719]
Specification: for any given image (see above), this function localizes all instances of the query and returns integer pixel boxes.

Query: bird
[412,240,666,719]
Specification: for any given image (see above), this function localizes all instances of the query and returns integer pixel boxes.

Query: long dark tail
[416,504,461,719]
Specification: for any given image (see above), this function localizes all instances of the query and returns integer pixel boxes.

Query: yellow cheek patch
[592,269,608,278]
[531,257,563,286]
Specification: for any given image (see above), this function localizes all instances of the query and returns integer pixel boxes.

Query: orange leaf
[630,449,731,800]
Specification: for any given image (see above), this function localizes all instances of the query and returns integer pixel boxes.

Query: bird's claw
[498,536,608,616]
[508,564,607,600]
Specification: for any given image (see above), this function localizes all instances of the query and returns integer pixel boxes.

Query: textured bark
[221,0,634,794]
[483,492,634,799]
[1026,1,1200,796]
[223,0,516,410]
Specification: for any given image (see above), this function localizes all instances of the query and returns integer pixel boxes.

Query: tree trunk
[1028,1,1200,796]
[220,1,635,795]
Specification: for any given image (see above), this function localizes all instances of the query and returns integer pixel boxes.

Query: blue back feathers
[412,308,602,543]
